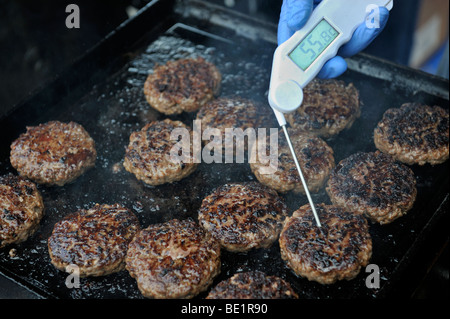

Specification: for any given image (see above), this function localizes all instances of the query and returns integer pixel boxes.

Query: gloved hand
[278,0,390,78]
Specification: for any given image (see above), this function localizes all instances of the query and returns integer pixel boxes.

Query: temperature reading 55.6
[289,19,339,71]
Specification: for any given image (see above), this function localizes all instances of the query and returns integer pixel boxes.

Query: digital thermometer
[268,0,394,227]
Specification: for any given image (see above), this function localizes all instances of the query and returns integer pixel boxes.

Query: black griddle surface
[0,2,448,299]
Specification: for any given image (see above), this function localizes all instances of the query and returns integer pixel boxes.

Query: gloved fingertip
[340,9,390,57]
[317,57,347,79]
[379,7,390,23]
[378,8,390,33]
[370,7,390,32]
[286,0,314,30]
[277,22,294,45]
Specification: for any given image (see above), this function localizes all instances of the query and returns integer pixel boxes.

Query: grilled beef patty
[374,103,449,165]
[125,218,221,299]
[0,174,44,249]
[196,96,266,151]
[123,119,198,185]
[326,151,417,224]
[250,128,335,194]
[144,57,221,115]
[10,121,96,186]
[279,204,372,285]
[206,271,298,299]
[198,182,288,252]
[48,203,140,277]
[285,79,360,138]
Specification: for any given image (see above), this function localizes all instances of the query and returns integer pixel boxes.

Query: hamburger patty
[144,57,221,115]
[0,174,44,249]
[279,204,372,285]
[48,203,140,277]
[250,128,335,194]
[10,121,96,186]
[198,182,288,252]
[123,119,198,185]
[125,218,221,299]
[206,271,298,299]
[326,151,417,225]
[374,103,449,165]
[196,96,266,151]
[285,79,360,138]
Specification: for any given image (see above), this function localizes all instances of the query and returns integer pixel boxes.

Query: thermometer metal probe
[268,0,394,227]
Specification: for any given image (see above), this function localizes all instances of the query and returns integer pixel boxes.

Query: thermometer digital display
[288,19,340,71]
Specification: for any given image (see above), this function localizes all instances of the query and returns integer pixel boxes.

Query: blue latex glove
[278,0,389,78]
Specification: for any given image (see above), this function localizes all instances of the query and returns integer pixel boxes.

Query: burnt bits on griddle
[374,103,449,166]
[279,204,372,285]
[206,271,298,299]
[48,203,140,277]
[10,121,97,186]
[198,182,288,253]
[123,119,198,186]
[125,218,221,299]
[326,151,417,225]
[250,128,335,194]
[144,57,221,115]
[285,79,361,138]
[0,174,44,249]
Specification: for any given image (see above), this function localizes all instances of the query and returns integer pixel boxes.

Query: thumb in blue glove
[278,0,389,79]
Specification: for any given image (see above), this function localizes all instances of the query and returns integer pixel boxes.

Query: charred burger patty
[206,271,298,299]
[10,121,96,186]
[48,203,140,277]
[279,204,372,285]
[123,119,198,185]
[144,57,221,115]
[326,151,417,224]
[198,182,288,252]
[285,79,361,138]
[250,128,335,194]
[374,103,449,165]
[0,174,44,249]
[125,218,221,299]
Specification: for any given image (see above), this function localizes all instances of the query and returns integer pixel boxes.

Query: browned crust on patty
[326,151,417,225]
[198,182,288,252]
[123,119,198,185]
[250,128,335,193]
[0,174,44,249]
[206,271,298,299]
[374,103,449,165]
[279,204,372,285]
[48,203,140,277]
[10,121,96,186]
[196,96,266,151]
[125,218,221,299]
[144,57,221,115]
[285,79,360,138]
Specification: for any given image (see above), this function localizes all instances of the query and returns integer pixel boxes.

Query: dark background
[0,0,448,299]
[0,0,428,115]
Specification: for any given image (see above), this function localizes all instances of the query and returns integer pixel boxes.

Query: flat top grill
[0,0,448,299]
